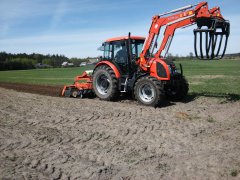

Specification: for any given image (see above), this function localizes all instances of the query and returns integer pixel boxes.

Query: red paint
[95,61,121,78]
[105,36,145,42]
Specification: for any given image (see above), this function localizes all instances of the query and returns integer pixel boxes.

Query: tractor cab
[98,36,145,76]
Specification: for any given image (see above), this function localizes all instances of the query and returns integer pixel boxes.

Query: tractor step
[120,77,129,92]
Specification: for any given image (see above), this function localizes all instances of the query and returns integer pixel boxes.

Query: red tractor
[62,1,230,107]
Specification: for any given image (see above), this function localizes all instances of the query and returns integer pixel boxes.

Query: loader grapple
[194,17,230,60]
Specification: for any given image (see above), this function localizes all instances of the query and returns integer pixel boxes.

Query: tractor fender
[129,73,149,90]
[94,61,121,78]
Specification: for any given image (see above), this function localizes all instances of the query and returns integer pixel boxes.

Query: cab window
[103,42,112,60]
[131,40,144,58]
[112,41,127,65]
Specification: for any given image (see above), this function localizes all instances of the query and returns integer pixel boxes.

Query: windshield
[131,39,144,58]
[98,39,144,60]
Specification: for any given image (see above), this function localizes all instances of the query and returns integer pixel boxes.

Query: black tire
[165,76,189,101]
[93,65,119,101]
[134,76,165,107]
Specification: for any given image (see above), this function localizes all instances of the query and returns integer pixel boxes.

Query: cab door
[112,40,129,76]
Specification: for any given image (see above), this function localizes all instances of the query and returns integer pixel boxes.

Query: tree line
[0,52,92,71]
[1,51,239,71]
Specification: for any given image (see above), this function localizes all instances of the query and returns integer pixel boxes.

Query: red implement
[61,70,93,98]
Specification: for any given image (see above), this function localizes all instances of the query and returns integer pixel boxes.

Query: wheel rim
[138,84,155,103]
[71,90,78,98]
[96,74,110,95]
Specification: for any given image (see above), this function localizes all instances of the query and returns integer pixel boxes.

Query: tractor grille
[157,62,167,78]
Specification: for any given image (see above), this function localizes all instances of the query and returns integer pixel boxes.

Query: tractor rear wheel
[134,76,165,107]
[165,76,189,101]
[93,65,119,101]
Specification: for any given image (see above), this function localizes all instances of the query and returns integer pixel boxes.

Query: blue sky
[0,0,239,58]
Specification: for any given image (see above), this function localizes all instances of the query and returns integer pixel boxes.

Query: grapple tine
[199,31,204,59]
[220,35,229,59]
[215,21,230,59]
[194,31,200,59]
[207,32,213,58]
[213,34,219,58]
[205,31,209,59]
[215,34,223,57]
[211,34,215,59]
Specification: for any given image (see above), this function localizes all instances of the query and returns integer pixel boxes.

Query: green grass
[0,59,240,98]
[175,59,240,97]
[0,65,94,85]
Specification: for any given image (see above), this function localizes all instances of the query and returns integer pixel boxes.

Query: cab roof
[105,36,145,42]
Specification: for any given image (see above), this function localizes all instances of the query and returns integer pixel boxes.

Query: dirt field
[0,84,240,179]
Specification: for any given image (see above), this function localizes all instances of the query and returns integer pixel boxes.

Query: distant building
[223,53,240,59]
[61,62,68,67]
[62,61,74,67]
[86,58,99,65]
[79,62,87,66]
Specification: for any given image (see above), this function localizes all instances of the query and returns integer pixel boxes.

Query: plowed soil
[0,82,62,97]
[0,83,240,179]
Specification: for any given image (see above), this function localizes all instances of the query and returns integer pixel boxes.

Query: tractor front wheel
[134,76,165,107]
[93,65,119,101]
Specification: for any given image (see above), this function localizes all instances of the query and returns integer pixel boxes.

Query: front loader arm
[139,1,229,71]
[155,17,194,58]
